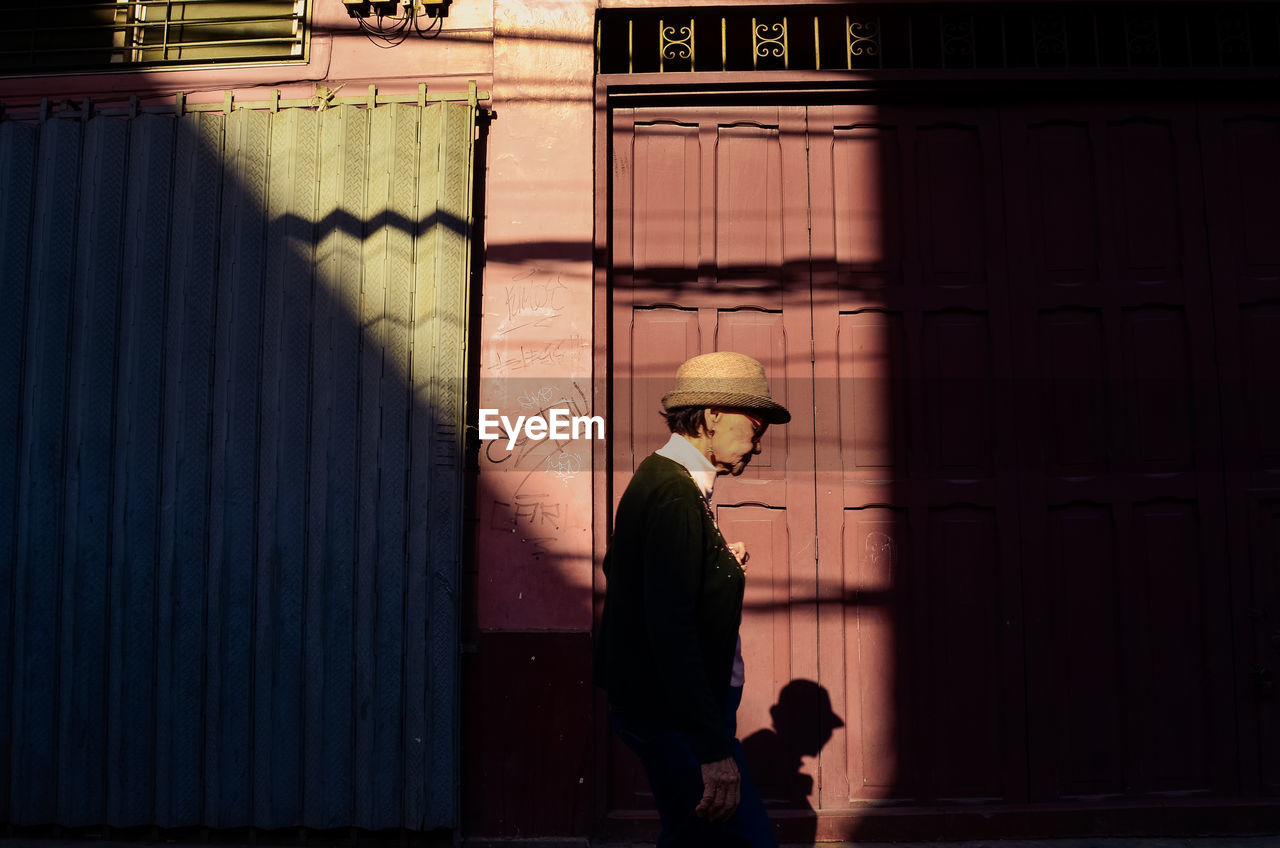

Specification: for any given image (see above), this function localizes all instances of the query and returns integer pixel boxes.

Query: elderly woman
[595,351,790,848]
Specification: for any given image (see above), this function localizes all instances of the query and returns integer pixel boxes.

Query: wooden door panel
[1237,304,1280,466]
[915,124,991,299]
[614,103,811,502]
[920,505,1012,802]
[1237,305,1280,466]
[632,122,700,287]
[712,125,786,307]
[718,506,794,754]
[1120,306,1196,469]
[812,104,1027,806]
[1245,493,1280,795]
[1126,500,1217,793]
[1004,104,1235,800]
[1034,308,1109,474]
[1024,121,1100,292]
[1200,105,1280,796]
[836,311,907,472]
[1109,119,1185,286]
[624,307,701,473]
[1201,111,1280,474]
[831,124,904,296]
[1221,120,1280,272]
[714,309,788,474]
[607,105,816,818]
[920,310,997,475]
[1037,504,1126,798]
[622,106,793,311]
[839,507,910,801]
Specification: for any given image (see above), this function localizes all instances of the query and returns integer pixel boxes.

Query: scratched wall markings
[489,471,569,559]
[490,334,584,374]
[497,267,569,336]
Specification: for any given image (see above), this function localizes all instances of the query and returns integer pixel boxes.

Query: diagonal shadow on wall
[0,95,476,836]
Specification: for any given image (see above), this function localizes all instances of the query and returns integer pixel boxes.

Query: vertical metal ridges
[0,95,475,832]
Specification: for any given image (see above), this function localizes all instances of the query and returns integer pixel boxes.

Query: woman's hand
[696,756,741,820]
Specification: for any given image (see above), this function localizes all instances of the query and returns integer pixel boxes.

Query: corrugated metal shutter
[0,97,474,830]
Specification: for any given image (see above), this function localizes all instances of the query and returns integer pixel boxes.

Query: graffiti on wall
[483,265,593,567]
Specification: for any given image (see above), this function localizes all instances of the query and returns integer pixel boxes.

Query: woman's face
[705,408,768,476]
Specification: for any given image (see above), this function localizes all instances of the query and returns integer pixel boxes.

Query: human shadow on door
[740,679,843,847]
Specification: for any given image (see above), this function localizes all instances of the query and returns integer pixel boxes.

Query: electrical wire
[413,10,444,39]
[355,3,445,47]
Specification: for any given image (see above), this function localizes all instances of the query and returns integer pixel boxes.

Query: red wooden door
[808,104,1028,806]
[607,104,818,814]
[1000,104,1235,800]
[1200,103,1280,797]
[605,98,1258,830]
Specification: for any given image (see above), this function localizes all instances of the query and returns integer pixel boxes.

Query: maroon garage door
[605,100,1280,837]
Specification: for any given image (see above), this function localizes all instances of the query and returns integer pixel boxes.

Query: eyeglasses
[710,408,768,439]
[741,412,767,439]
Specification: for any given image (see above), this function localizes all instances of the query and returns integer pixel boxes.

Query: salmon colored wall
[474,0,597,632]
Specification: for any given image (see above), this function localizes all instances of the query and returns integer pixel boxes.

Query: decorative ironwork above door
[596,3,1280,75]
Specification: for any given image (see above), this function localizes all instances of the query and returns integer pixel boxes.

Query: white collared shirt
[655,433,717,499]
[653,433,746,688]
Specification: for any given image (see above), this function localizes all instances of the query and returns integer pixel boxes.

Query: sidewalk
[793,841,1279,848]
[785,840,1280,848]
[588,840,1280,848]
[599,840,1280,848]
[4,837,1278,848]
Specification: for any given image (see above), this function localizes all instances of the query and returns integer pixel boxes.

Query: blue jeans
[611,687,778,848]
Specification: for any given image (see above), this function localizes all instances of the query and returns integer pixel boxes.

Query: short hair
[661,406,706,437]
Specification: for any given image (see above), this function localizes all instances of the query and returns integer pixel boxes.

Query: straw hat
[661,351,791,424]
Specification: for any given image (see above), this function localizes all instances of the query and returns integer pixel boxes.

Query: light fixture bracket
[342,0,401,18]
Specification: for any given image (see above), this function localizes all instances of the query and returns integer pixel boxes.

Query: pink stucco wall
[475,0,597,632]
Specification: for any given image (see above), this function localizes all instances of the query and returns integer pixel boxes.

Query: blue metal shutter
[0,95,473,830]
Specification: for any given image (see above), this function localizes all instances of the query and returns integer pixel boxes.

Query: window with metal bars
[0,0,309,74]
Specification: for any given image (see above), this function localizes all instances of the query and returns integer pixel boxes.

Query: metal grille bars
[596,2,1280,75]
[0,0,309,74]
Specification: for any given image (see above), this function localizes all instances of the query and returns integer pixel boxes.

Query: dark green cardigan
[594,453,745,763]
